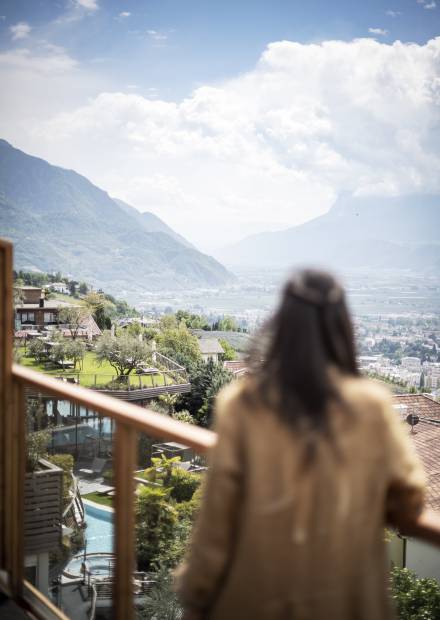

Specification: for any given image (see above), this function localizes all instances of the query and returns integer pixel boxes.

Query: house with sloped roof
[197,338,224,363]
[389,394,440,581]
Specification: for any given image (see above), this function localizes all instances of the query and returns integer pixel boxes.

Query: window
[21,312,35,323]
[44,312,56,323]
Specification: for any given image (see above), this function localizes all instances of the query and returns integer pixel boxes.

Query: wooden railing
[1,238,440,620]
[9,364,216,620]
[0,235,216,620]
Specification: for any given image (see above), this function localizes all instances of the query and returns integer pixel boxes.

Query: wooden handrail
[12,363,216,453]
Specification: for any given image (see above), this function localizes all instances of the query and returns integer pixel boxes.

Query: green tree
[136,486,178,571]
[28,338,47,363]
[127,321,143,338]
[391,567,440,619]
[217,316,237,331]
[78,282,88,295]
[58,306,89,340]
[140,568,183,620]
[156,321,201,369]
[65,339,86,370]
[51,337,69,369]
[95,332,151,375]
[219,338,236,361]
[179,360,233,427]
[83,291,109,330]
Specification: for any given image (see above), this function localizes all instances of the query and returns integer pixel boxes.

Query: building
[223,360,248,378]
[14,286,101,339]
[389,394,440,580]
[401,356,422,371]
[15,286,74,328]
[47,281,71,295]
[197,337,224,363]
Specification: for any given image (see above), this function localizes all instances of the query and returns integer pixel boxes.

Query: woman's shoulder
[336,371,393,418]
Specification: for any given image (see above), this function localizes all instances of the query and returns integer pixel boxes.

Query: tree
[140,568,183,620]
[217,316,237,331]
[219,338,236,361]
[28,338,47,363]
[65,339,86,370]
[391,567,440,619]
[58,306,89,340]
[175,310,209,330]
[179,360,233,427]
[78,282,88,295]
[127,321,143,338]
[156,321,201,369]
[51,337,69,369]
[83,291,108,330]
[95,332,151,375]
[135,486,178,571]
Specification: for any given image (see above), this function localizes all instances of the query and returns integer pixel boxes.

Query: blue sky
[0,0,438,100]
[0,0,439,250]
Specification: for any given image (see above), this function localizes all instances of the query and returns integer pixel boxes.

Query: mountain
[0,139,234,294]
[215,194,440,273]
[113,198,194,249]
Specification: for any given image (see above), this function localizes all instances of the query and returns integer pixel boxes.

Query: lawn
[82,492,114,508]
[19,349,167,388]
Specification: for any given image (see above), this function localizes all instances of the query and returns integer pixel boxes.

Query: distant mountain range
[0,139,234,293]
[215,193,440,273]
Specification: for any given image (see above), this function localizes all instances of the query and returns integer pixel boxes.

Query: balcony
[1,237,440,619]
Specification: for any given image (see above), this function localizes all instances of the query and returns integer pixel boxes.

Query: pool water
[84,502,114,554]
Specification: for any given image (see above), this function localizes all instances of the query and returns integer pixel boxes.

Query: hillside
[0,140,234,294]
[215,194,440,273]
[113,198,194,249]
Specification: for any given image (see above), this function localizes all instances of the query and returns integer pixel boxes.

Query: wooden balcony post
[114,422,137,620]
[0,239,25,597]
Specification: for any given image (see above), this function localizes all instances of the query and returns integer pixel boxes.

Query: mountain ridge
[215,194,440,273]
[0,139,234,294]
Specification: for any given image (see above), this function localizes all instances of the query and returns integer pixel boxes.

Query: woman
[176,269,425,620]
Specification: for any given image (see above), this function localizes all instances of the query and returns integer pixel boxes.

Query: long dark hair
[248,269,359,435]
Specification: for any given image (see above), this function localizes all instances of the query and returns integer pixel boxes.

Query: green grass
[18,349,168,388]
[50,293,82,305]
[82,492,114,507]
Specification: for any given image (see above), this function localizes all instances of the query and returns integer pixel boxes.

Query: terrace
[1,237,440,619]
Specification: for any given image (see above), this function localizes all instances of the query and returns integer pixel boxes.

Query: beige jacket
[176,374,425,620]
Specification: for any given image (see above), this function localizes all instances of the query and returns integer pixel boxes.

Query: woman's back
[177,374,425,620]
[176,270,425,619]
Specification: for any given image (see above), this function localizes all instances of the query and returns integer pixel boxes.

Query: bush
[169,468,201,503]
[391,566,440,619]
[136,486,178,571]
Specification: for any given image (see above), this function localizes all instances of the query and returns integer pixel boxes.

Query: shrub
[169,468,201,503]
[136,486,178,571]
[391,566,440,619]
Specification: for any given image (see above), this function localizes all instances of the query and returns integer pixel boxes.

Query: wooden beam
[12,364,216,453]
[114,422,136,620]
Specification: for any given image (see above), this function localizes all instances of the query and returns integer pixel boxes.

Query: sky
[0,0,439,251]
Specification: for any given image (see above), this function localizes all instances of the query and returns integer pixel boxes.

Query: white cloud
[424,1,436,8]
[3,37,440,250]
[147,30,168,41]
[10,22,31,40]
[0,47,77,74]
[386,10,401,17]
[75,0,99,10]
[119,12,131,18]
[368,28,389,36]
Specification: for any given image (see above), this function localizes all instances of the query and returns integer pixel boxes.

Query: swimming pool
[84,501,114,554]
[64,501,114,578]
